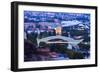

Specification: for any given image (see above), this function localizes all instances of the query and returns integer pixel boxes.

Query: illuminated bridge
[37,35,83,50]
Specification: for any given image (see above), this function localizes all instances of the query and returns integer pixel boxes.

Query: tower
[55,26,62,35]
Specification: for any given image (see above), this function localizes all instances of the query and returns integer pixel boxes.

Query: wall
[0,0,99,73]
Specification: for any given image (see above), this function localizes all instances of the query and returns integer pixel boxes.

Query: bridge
[37,35,83,50]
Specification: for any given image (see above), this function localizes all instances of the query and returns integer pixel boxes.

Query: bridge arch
[37,35,83,49]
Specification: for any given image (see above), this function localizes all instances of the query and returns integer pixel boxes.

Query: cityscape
[24,11,90,62]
